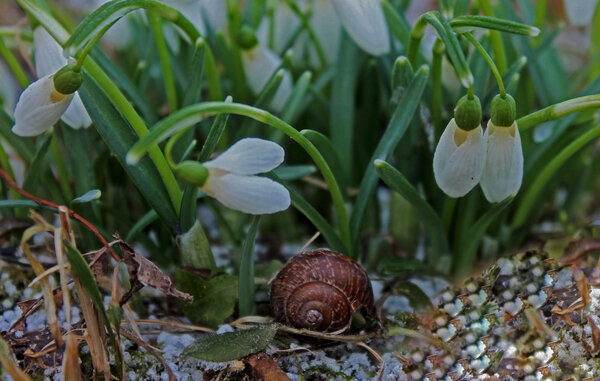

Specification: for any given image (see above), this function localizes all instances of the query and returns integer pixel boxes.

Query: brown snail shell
[270,249,374,332]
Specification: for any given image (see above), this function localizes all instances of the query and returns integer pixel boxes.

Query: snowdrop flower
[480,94,523,202]
[12,26,93,136]
[330,0,390,55]
[240,31,293,112]
[433,95,486,197]
[12,29,88,136]
[175,138,291,215]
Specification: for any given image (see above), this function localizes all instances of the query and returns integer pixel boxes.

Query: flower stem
[127,102,352,255]
[478,0,507,74]
[0,36,29,88]
[432,38,444,140]
[517,95,600,131]
[149,13,177,113]
[463,32,505,97]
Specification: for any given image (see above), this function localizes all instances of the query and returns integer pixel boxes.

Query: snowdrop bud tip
[454,94,482,131]
[491,94,516,127]
[237,26,259,50]
[53,62,82,95]
[174,161,209,187]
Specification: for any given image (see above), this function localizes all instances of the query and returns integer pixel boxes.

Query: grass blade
[238,216,260,317]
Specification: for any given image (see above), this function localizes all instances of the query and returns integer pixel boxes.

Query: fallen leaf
[114,235,192,305]
[245,353,291,381]
[181,325,278,362]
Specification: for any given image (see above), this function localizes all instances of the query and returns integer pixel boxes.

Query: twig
[0,168,120,261]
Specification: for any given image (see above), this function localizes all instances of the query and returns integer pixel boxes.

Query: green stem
[432,38,444,141]
[0,37,29,89]
[73,26,105,72]
[407,16,427,67]
[283,0,327,67]
[127,102,351,255]
[517,95,600,131]
[512,123,600,228]
[478,0,507,74]
[149,13,177,113]
[463,32,505,96]
[82,59,183,213]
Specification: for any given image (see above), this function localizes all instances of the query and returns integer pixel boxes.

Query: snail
[270,249,374,332]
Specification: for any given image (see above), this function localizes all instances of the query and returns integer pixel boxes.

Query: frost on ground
[4,251,600,380]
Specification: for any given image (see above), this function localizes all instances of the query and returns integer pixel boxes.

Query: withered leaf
[114,235,192,305]
[244,353,291,381]
[561,237,600,264]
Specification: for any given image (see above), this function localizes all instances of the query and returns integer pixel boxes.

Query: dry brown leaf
[62,333,81,380]
[244,353,291,381]
[114,235,192,305]
[561,237,600,264]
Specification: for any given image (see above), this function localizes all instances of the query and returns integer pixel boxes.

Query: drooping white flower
[433,118,487,197]
[330,0,390,56]
[201,138,291,214]
[241,44,293,112]
[12,75,74,136]
[480,121,523,202]
[33,27,91,129]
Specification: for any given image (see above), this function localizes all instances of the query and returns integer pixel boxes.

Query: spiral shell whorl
[270,249,374,332]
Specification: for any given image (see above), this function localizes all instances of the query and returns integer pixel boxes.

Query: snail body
[270,249,374,332]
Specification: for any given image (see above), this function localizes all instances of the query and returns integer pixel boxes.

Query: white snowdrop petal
[564,0,599,26]
[204,138,285,174]
[202,173,291,214]
[12,75,74,136]
[480,121,523,202]
[433,119,486,197]
[309,0,341,66]
[33,27,68,78]
[61,92,92,129]
[331,0,390,56]
[241,45,292,111]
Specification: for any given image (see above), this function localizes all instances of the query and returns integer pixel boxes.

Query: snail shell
[270,249,374,332]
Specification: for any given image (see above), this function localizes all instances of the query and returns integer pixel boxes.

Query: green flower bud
[491,94,516,127]
[237,25,259,50]
[174,161,209,187]
[53,62,83,95]
[454,94,482,131]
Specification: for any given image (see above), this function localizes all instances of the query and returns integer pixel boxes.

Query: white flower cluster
[433,118,523,203]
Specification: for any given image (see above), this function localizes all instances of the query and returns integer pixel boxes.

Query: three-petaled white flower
[480,120,523,202]
[433,118,487,198]
[12,27,91,137]
[201,138,291,214]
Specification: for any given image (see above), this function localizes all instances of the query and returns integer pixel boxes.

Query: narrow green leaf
[281,70,312,124]
[72,189,101,204]
[350,66,429,252]
[22,133,53,194]
[391,56,414,91]
[271,165,316,180]
[374,159,450,260]
[238,216,260,317]
[450,15,540,36]
[125,209,158,241]
[181,325,278,362]
[198,97,232,162]
[301,129,347,197]
[0,200,55,211]
[64,0,198,56]
[182,38,206,107]
[456,197,513,276]
[79,71,178,230]
[381,0,411,48]
[377,257,433,276]
[64,242,104,312]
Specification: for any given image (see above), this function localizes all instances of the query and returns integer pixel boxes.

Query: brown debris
[244,353,291,381]
[113,234,193,305]
[561,237,600,264]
